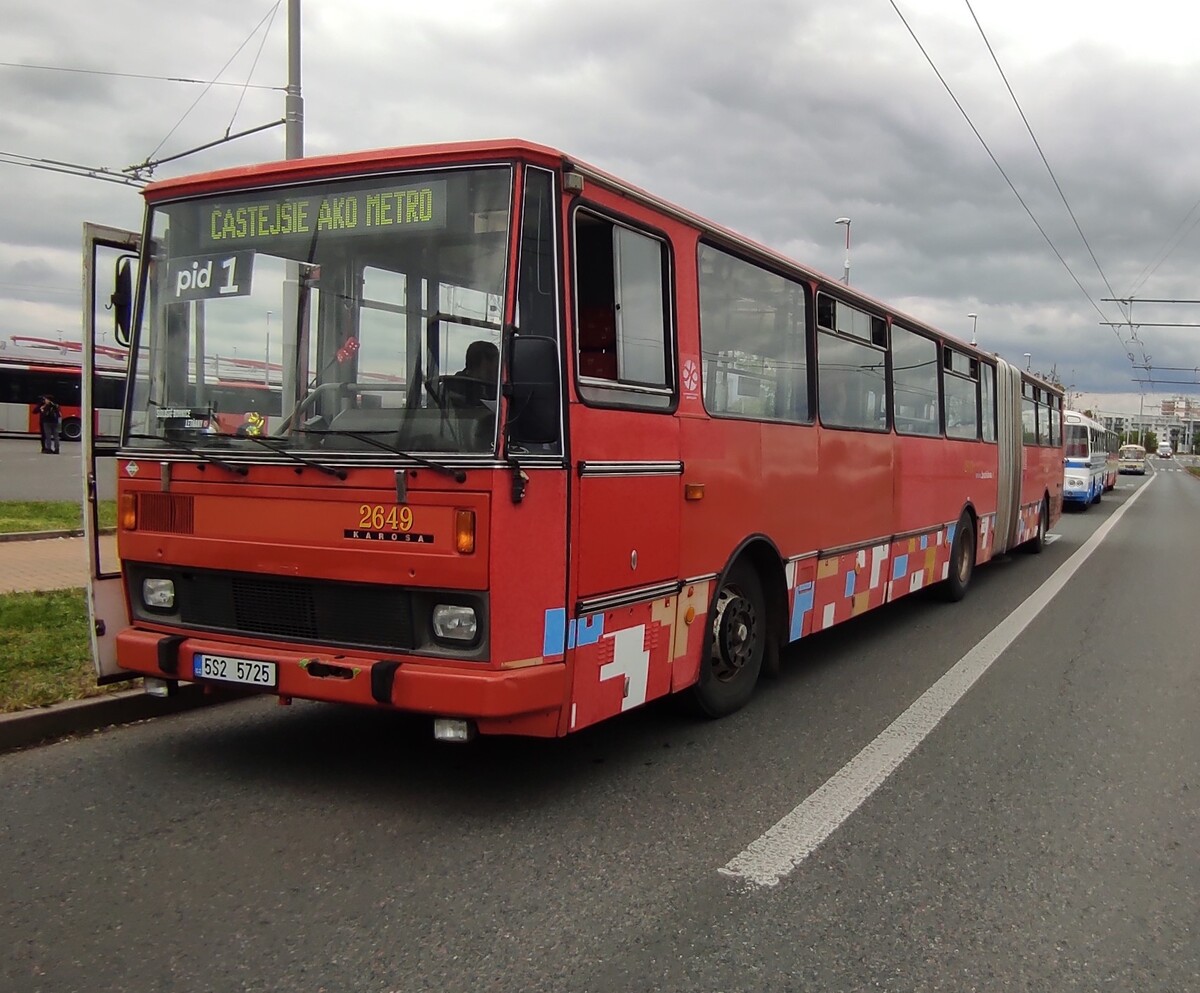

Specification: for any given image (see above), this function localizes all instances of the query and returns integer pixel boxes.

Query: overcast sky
[4,0,1200,413]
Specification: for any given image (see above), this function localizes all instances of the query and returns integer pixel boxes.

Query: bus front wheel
[60,418,82,442]
[690,560,765,717]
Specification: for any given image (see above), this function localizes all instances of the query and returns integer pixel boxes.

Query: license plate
[193,653,277,687]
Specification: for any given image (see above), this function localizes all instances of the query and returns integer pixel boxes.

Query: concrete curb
[0,684,216,754]
[0,528,117,543]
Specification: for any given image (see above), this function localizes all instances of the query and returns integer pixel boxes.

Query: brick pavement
[0,534,118,594]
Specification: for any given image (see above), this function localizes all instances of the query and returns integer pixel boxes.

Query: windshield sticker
[167,251,255,301]
[156,408,212,431]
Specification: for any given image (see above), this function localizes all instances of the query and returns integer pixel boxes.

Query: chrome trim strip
[116,451,569,471]
[821,520,964,559]
[820,536,894,558]
[577,376,674,397]
[892,524,949,543]
[578,460,684,477]
[682,573,719,585]
[576,580,683,615]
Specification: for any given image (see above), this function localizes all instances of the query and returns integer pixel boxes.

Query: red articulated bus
[82,139,1063,739]
[0,337,127,441]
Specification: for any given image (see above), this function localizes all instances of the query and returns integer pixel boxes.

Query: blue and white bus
[1063,410,1118,509]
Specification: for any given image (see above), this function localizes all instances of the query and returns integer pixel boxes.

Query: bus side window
[572,208,673,410]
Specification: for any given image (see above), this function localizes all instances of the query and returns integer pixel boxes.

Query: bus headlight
[142,578,176,609]
[432,605,477,641]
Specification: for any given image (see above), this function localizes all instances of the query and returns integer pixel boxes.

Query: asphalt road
[1,465,1196,992]
[0,438,116,503]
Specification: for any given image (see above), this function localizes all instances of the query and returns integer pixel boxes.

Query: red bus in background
[0,340,126,441]
[84,139,1063,739]
[0,336,285,440]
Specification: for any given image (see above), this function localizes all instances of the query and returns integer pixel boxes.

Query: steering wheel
[439,375,496,406]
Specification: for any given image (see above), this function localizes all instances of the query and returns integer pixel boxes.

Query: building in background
[1095,398,1198,455]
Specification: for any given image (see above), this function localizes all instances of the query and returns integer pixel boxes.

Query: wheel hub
[712,587,757,682]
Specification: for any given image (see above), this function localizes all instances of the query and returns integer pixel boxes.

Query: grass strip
[0,500,116,534]
[0,589,130,713]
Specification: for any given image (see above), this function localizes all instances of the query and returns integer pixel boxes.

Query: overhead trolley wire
[1126,196,1200,298]
[140,1,283,168]
[961,0,1147,384]
[0,61,282,90]
[887,0,1118,329]
[963,0,1120,305]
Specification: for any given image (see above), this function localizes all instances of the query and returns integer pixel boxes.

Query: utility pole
[281,0,304,415]
[286,0,303,160]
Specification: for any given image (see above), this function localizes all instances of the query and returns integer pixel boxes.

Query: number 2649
[357,504,413,532]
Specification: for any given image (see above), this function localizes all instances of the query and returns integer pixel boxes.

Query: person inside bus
[440,340,500,451]
[447,340,500,405]
[37,394,61,454]
[458,341,499,388]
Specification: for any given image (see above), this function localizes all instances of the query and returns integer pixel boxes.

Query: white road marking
[720,478,1156,888]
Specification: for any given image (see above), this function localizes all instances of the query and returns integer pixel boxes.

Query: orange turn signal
[684,483,705,501]
[455,509,476,554]
[119,493,137,531]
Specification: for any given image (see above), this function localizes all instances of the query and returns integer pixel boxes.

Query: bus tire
[1025,498,1048,555]
[690,560,766,717]
[1093,484,1102,504]
[61,418,82,442]
[940,513,975,603]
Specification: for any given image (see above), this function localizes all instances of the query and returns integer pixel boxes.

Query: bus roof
[143,138,1064,397]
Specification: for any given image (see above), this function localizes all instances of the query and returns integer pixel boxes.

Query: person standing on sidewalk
[37,395,61,454]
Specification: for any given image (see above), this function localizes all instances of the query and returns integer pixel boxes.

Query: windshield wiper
[237,433,348,480]
[299,429,467,483]
[126,433,248,477]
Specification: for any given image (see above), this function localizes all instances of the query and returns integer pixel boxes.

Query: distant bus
[1118,443,1147,474]
[191,380,283,435]
[0,334,291,441]
[0,352,125,441]
[1063,410,1118,508]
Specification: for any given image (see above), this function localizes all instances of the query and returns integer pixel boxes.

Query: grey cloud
[2,0,1198,405]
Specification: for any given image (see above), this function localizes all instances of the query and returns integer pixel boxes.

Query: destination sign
[200,180,448,248]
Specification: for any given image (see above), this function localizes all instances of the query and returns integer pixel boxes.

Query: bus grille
[138,493,195,534]
[141,567,416,652]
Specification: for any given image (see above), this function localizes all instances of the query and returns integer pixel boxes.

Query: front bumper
[116,628,567,736]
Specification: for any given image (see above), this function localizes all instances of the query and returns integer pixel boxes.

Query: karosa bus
[85,139,1064,739]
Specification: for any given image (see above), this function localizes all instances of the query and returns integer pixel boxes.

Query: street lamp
[967,313,978,347]
[835,217,851,285]
[1023,352,1032,371]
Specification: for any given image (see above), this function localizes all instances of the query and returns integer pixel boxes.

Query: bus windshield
[1065,424,1089,458]
[126,166,512,454]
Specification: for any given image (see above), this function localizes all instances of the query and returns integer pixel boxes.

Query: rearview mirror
[112,256,134,347]
[506,335,560,447]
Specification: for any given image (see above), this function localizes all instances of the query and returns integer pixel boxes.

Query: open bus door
[83,222,139,682]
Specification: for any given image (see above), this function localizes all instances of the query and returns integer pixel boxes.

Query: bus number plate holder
[193,653,278,688]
